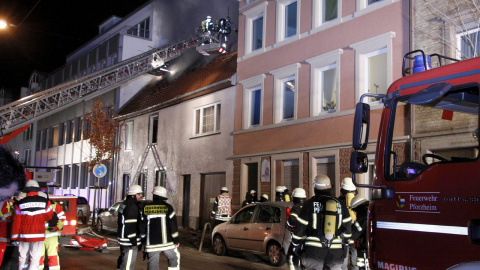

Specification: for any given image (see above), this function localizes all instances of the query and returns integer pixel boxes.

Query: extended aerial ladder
[0,35,200,136]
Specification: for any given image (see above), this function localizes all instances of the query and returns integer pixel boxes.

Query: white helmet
[25,180,39,188]
[275,186,284,192]
[127,184,143,195]
[250,190,257,194]
[261,194,269,200]
[292,188,306,198]
[221,187,228,192]
[341,177,356,191]
[314,174,332,190]
[282,186,288,191]
[351,195,369,209]
[152,186,167,198]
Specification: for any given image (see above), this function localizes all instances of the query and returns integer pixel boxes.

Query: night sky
[0,0,238,90]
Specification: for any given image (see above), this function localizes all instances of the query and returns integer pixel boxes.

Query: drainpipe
[410,0,415,161]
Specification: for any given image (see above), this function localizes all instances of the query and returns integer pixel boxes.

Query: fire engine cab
[350,50,480,269]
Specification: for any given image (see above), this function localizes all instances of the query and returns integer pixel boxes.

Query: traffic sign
[93,164,107,178]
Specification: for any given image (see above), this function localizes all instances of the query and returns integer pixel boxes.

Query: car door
[225,205,255,250]
[104,202,122,229]
[248,204,282,252]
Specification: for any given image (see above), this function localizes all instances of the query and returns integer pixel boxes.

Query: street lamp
[0,19,16,29]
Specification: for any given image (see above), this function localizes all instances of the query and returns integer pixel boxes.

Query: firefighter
[259,194,269,202]
[210,187,232,226]
[350,196,369,270]
[241,190,257,207]
[338,177,357,270]
[275,186,285,201]
[11,180,54,270]
[291,174,351,270]
[0,145,25,267]
[142,186,180,270]
[39,198,65,270]
[286,188,306,270]
[117,184,143,270]
[283,186,292,202]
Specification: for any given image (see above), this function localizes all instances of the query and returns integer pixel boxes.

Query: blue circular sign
[93,164,107,178]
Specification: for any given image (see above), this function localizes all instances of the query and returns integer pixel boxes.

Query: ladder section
[0,36,199,135]
[134,144,167,183]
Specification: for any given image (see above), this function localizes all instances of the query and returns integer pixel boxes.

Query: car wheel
[267,242,286,267]
[82,216,89,225]
[77,210,83,223]
[213,235,227,256]
[96,219,103,233]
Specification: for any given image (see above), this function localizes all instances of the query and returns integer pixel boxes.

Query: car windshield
[109,202,122,212]
[253,205,281,223]
[77,197,88,204]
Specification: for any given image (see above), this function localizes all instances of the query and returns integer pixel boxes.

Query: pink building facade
[232,0,410,207]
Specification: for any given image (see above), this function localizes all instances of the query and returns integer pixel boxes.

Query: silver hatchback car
[211,201,293,267]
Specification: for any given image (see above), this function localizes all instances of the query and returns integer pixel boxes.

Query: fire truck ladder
[134,144,167,182]
[0,36,200,135]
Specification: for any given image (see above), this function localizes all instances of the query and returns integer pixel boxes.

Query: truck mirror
[352,103,370,150]
[350,151,368,173]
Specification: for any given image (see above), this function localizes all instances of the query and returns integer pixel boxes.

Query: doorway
[200,173,225,228]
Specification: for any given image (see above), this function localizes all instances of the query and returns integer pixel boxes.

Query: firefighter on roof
[338,177,357,270]
[141,186,180,270]
[291,175,351,270]
[12,180,54,270]
[117,184,143,270]
[211,187,232,226]
[39,198,65,270]
[286,188,307,270]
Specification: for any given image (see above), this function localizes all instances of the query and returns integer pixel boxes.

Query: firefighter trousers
[120,246,138,270]
[287,243,302,270]
[147,247,180,270]
[18,241,44,270]
[300,245,345,270]
[39,236,60,270]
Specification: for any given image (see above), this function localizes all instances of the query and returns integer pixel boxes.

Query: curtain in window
[324,0,338,22]
[202,106,215,133]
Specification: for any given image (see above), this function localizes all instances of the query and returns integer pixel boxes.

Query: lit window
[125,121,133,150]
[240,74,266,129]
[351,32,394,103]
[457,28,480,60]
[271,64,300,123]
[277,0,298,42]
[195,103,221,136]
[127,17,150,39]
[244,2,267,54]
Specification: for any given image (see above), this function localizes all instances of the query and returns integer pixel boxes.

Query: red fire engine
[350,50,480,269]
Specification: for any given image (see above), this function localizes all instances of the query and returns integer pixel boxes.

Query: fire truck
[350,50,480,269]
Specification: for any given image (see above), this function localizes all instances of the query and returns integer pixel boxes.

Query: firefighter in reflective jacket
[286,188,306,270]
[0,199,13,266]
[142,186,180,270]
[39,200,65,270]
[210,187,232,226]
[117,185,143,270]
[350,196,369,270]
[338,177,357,270]
[291,175,351,270]
[11,183,54,270]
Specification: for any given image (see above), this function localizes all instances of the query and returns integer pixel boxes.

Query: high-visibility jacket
[45,201,65,238]
[117,197,141,247]
[11,192,54,242]
[211,193,231,221]
[142,197,179,253]
[0,200,13,243]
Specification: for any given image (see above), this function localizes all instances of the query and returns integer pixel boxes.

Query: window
[271,64,300,123]
[323,0,338,22]
[457,28,480,60]
[82,119,90,140]
[368,0,383,5]
[244,2,267,54]
[24,124,33,141]
[74,117,82,142]
[79,164,88,189]
[138,172,147,195]
[194,103,221,136]
[277,0,298,42]
[127,17,150,39]
[63,165,71,189]
[254,205,281,223]
[23,149,31,165]
[71,164,79,189]
[231,205,255,224]
[241,75,266,128]
[41,129,47,150]
[58,123,65,146]
[308,49,342,115]
[50,126,60,147]
[155,170,166,187]
[36,131,41,151]
[66,119,74,144]
[351,32,394,103]
[313,0,340,29]
[122,174,130,199]
[125,121,133,151]
[356,0,388,13]
[149,115,158,144]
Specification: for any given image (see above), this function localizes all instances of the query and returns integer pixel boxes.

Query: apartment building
[232,0,410,206]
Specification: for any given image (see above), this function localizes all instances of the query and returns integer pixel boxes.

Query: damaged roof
[118,51,237,119]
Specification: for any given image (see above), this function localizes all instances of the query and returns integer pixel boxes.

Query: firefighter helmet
[250,190,257,194]
[314,174,332,190]
[351,195,369,209]
[292,188,306,198]
[275,186,284,193]
[261,194,269,201]
[221,187,228,192]
[152,186,167,198]
[341,177,356,191]
[25,180,39,188]
[127,184,143,195]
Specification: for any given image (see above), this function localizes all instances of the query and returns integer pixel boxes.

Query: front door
[200,173,225,227]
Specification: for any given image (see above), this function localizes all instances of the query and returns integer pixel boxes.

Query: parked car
[75,196,90,225]
[96,200,151,233]
[211,201,293,267]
